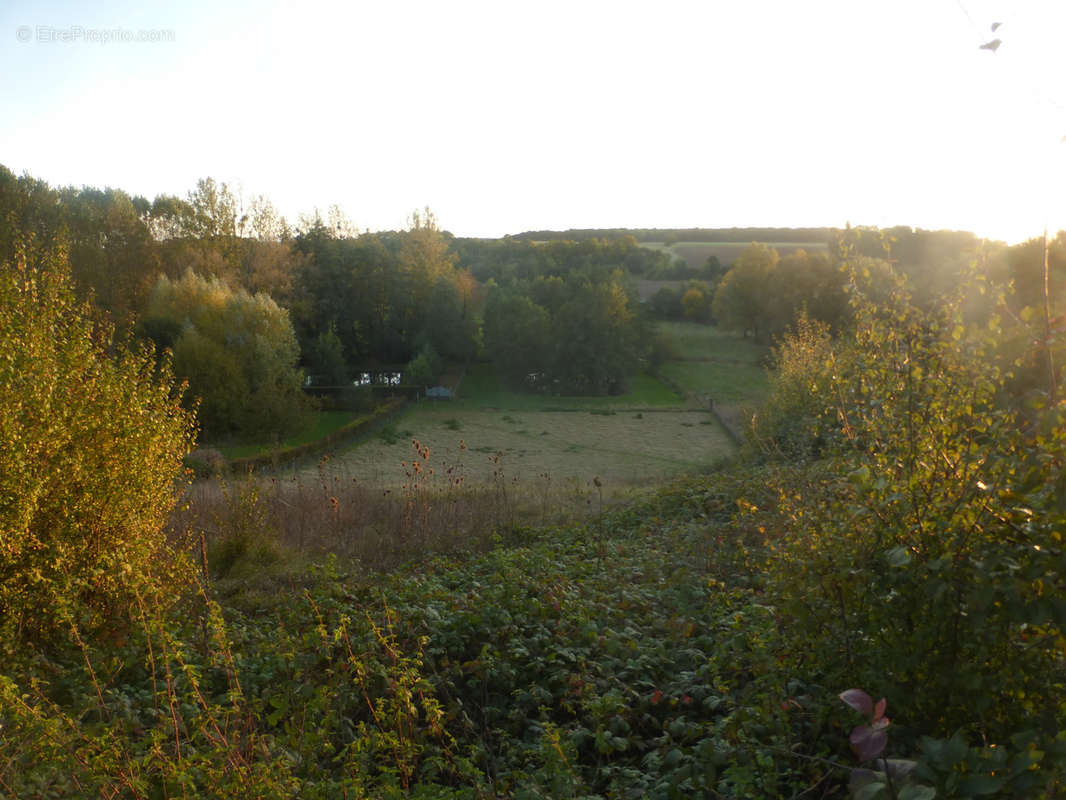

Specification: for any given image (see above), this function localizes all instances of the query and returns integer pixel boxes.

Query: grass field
[292,327,766,492]
[213,410,359,460]
[656,320,769,363]
[307,406,733,490]
[659,360,769,404]
[654,321,770,407]
[642,240,828,270]
[454,363,681,410]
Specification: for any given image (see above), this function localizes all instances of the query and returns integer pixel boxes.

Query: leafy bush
[183,447,228,478]
[750,312,839,460]
[0,242,196,645]
[758,267,1066,768]
[405,344,442,387]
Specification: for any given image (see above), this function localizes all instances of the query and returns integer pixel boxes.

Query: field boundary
[709,402,748,445]
[229,397,407,473]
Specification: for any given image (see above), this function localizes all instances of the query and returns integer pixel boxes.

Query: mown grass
[653,321,770,409]
[211,410,359,460]
[660,360,769,405]
[309,405,734,490]
[656,320,769,364]
[455,363,682,410]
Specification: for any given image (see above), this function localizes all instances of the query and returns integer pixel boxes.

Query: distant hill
[510,227,837,243]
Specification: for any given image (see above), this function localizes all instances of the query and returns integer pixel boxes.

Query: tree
[681,284,711,321]
[420,277,478,363]
[711,243,779,341]
[146,271,306,437]
[405,344,442,387]
[550,279,646,395]
[483,292,552,388]
[483,273,648,395]
[650,285,683,319]
[761,268,1066,741]
[310,322,349,386]
[0,240,195,644]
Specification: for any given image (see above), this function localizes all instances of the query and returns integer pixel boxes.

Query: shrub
[183,447,229,478]
[750,311,838,460]
[762,269,1066,749]
[0,241,196,646]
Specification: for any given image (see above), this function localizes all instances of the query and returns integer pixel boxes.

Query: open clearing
[306,325,763,491]
[309,406,733,489]
[656,320,769,363]
[655,321,770,406]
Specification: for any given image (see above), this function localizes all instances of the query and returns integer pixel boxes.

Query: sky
[2,0,1065,243]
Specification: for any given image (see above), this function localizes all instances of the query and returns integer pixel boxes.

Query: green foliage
[451,234,676,284]
[292,209,472,368]
[649,284,684,319]
[406,344,443,387]
[712,243,780,340]
[681,284,712,322]
[147,270,307,437]
[756,266,1066,774]
[648,331,681,372]
[207,479,281,578]
[483,292,553,387]
[183,447,228,478]
[0,241,196,645]
[750,312,838,459]
[310,321,349,386]
[483,274,649,396]
[712,244,849,343]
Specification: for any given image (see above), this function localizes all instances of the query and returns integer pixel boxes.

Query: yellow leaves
[1,242,195,643]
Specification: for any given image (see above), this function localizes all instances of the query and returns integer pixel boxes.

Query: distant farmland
[642,240,829,270]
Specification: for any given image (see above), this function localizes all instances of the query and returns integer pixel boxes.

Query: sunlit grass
[311,406,734,488]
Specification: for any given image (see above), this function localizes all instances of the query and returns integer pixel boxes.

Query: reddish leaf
[849,725,888,761]
[873,697,887,722]
[840,689,874,717]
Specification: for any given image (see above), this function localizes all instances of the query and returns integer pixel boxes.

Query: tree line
[0,168,649,438]
[510,226,837,244]
[4,163,1061,438]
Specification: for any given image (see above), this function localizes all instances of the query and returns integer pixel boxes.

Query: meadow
[312,406,732,488]
[298,327,762,492]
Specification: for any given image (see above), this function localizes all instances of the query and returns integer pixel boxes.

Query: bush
[0,242,196,646]
[760,269,1066,748]
[750,312,838,459]
[183,447,229,478]
[405,344,442,387]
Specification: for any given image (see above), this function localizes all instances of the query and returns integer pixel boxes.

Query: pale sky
[2,0,1065,243]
